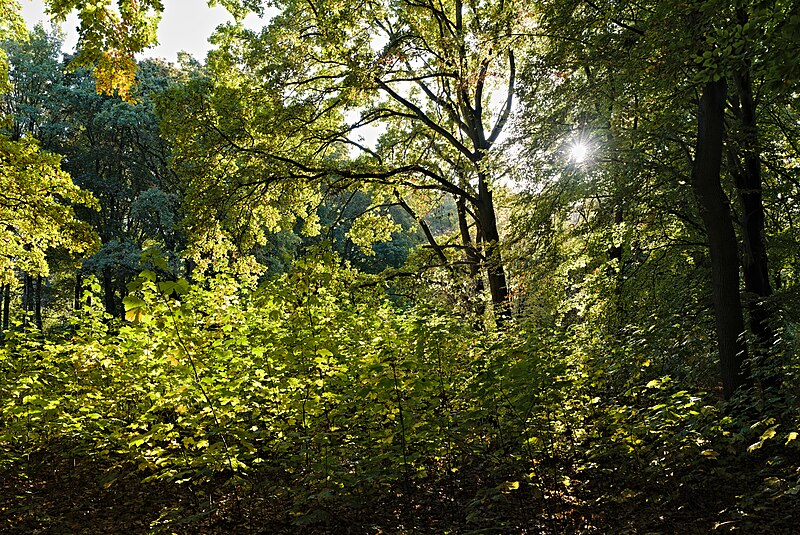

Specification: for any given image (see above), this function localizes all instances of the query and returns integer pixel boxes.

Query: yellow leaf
[125,307,145,322]
[760,425,778,441]
[498,481,520,492]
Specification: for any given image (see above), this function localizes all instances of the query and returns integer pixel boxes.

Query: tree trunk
[118,276,128,320]
[74,270,83,310]
[2,283,9,331]
[456,196,486,319]
[22,273,33,327]
[103,268,117,317]
[729,38,777,388]
[609,206,624,263]
[690,79,749,399]
[476,172,509,321]
[34,275,43,330]
[732,70,772,303]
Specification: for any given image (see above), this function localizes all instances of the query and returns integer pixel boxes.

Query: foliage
[2,0,800,532]
[0,135,98,284]
[0,257,571,527]
[45,0,164,100]
[0,0,26,95]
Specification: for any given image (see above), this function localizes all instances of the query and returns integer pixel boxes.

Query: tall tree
[165,0,527,318]
[57,59,183,315]
[1,24,98,328]
[691,77,750,398]
[721,1,800,384]
[524,0,782,396]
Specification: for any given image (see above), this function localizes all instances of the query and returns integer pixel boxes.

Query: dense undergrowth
[1,255,799,533]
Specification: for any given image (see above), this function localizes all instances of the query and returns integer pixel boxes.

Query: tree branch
[488,49,515,145]
[393,188,450,267]
[376,78,477,162]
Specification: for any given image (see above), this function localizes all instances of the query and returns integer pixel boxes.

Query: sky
[18,0,265,63]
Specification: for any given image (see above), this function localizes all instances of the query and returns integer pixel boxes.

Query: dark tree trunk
[22,273,33,327]
[729,36,777,387]
[608,204,627,325]
[608,206,624,263]
[34,275,43,330]
[74,270,83,310]
[118,276,128,320]
[456,196,486,319]
[476,172,509,321]
[732,70,772,303]
[103,268,117,317]
[2,283,10,331]
[691,79,749,399]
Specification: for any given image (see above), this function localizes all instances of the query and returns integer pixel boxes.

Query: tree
[1,24,65,145]
[2,26,182,320]
[0,0,26,94]
[37,1,267,99]
[691,77,750,398]
[1,24,97,329]
[56,59,183,316]
[0,135,98,328]
[521,0,788,397]
[163,0,527,320]
[720,1,800,386]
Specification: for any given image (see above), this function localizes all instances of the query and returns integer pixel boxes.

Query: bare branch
[488,49,515,145]
[393,189,450,267]
[376,78,477,162]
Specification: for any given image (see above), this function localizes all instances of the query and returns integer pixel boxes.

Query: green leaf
[123,296,147,310]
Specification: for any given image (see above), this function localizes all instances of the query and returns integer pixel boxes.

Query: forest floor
[2,446,798,534]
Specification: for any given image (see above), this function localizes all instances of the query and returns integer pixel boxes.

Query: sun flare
[570,141,589,163]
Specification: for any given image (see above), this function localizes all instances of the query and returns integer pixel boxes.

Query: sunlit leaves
[45,0,164,100]
[122,295,149,323]
[346,212,401,256]
[748,424,779,453]
[0,135,98,283]
[92,50,138,100]
[0,0,26,95]
[0,255,536,494]
[208,0,264,20]
[156,71,323,273]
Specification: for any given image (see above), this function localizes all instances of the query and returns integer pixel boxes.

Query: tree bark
[103,268,117,317]
[456,196,486,318]
[34,275,43,330]
[690,79,749,399]
[74,270,83,310]
[476,172,509,321]
[2,283,9,331]
[22,273,33,327]
[732,70,772,303]
[729,38,777,387]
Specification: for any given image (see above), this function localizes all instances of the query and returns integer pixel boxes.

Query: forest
[1,0,799,532]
